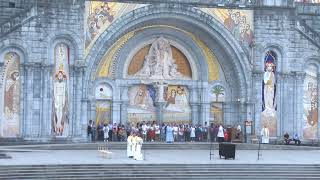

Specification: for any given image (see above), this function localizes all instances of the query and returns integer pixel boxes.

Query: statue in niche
[133,37,189,80]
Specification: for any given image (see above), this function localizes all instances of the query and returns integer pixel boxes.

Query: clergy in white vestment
[261,126,270,144]
[134,135,144,161]
[127,132,135,158]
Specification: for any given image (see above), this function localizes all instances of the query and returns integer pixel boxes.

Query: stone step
[3,174,320,179]
[0,164,320,170]
[1,166,318,170]
[2,142,319,151]
[0,164,318,168]
[1,164,319,179]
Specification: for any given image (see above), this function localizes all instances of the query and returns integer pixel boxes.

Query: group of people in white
[127,132,144,160]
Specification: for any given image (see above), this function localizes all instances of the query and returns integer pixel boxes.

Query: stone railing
[295,0,320,4]
[0,6,38,38]
[296,18,320,49]
[105,0,256,8]
[105,0,298,8]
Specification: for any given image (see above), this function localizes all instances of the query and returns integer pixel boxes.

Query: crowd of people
[87,120,243,143]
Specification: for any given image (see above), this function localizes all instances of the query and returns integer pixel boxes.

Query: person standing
[87,120,93,142]
[103,123,109,142]
[134,134,143,160]
[91,123,97,142]
[261,126,270,144]
[217,125,225,142]
[203,122,208,142]
[166,124,174,143]
[155,123,160,141]
[190,125,196,142]
[173,124,178,142]
[127,132,135,158]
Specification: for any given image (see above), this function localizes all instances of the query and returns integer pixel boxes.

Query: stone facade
[0,0,319,141]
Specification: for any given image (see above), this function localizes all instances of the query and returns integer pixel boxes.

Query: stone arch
[0,45,27,64]
[85,4,251,103]
[94,79,116,100]
[47,35,80,66]
[303,56,320,70]
[301,56,320,139]
[208,81,231,103]
[262,44,284,73]
[116,28,203,81]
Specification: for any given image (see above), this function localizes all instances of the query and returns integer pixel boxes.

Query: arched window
[210,85,225,126]
[1,52,20,137]
[261,50,277,137]
[303,64,318,139]
[52,43,70,136]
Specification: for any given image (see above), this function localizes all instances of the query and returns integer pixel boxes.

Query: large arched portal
[84,4,252,127]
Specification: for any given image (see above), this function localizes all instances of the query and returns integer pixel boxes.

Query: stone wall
[0,0,85,140]
[0,0,319,141]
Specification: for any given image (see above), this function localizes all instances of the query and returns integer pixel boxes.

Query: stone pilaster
[155,102,166,125]
[189,86,199,125]
[23,64,33,137]
[81,98,89,138]
[252,70,263,135]
[112,100,121,124]
[120,84,129,124]
[278,72,292,137]
[292,72,305,138]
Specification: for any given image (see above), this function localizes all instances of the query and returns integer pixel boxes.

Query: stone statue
[133,37,189,80]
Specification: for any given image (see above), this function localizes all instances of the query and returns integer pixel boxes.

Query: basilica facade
[0,0,319,141]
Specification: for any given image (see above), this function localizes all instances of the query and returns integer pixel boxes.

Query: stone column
[155,102,166,124]
[154,81,167,124]
[40,65,45,137]
[81,98,89,138]
[120,85,129,125]
[73,65,83,137]
[189,86,199,125]
[278,72,292,137]
[112,100,121,124]
[80,66,88,139]
[24,65,33,137]
[293,72,305,137]
[19,64,26,137]
[252,71,263,135]
[199,83,210,125]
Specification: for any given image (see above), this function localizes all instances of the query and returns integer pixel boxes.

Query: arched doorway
[84,4,252,127]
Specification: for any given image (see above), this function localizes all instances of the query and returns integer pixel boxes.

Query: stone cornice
[291,71,306,80]
[252,70,264,79]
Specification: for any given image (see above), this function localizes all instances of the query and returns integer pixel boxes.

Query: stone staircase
[0,5,38,38]
[295,2,320,49]
[296,18,320,49]
[0,164,319,179]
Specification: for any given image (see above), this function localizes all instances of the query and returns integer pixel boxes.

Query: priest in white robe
[261,126,270,144]
[134,135,143,161]
[127,132,135,158]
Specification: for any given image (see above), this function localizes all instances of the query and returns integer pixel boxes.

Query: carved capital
[278,72,291,80]
[252,70,264,79]
[292,71,306,80]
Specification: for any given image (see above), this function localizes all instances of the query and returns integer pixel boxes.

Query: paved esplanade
[1,149,319,165]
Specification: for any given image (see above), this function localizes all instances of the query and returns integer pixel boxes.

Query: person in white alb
[127,132,135,158]
[134,135,143,160]
[217,125,225,142]
[261,126,270,144]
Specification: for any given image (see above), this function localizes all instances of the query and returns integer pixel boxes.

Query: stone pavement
[0,149,319,165]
